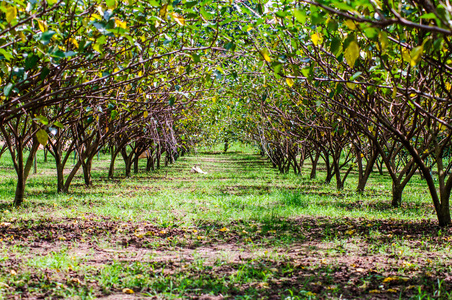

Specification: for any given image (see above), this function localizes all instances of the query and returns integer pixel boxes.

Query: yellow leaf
[122,288,134,294]
[286,78,294,87]
[37,19,48,32]
[438,117,446,131]
[311,33,321,46]
[6,6,17,24]
[171,13,185,26]
[219,227,229,232]
[378,31,388,53]
[383,277,397,283]
[344,19,356,30]
[70,38,79,48]
[346,82,356,89]
[19,32,26,42]
[446,82,451,91]
[93,43,101,53]
[410,45,424,66]
[115,19,127,29]
[392,86,397,98]
[369,290,380,294]
[260,49,271,62]
[36,129,48,146]
[159,4,168,19]
[143,111,148,118]
[344,40,359,67]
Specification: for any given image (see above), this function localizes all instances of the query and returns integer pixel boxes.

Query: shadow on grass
[1,250,450,299]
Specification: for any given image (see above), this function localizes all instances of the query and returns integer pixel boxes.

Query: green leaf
[106,0,117,9]
[169,96,175,106]
[293,8,306,23]
[225,42,235,51]
[330,37,341,55]
[25,54,39,70]
[344,41,359,67]
[301,68,310,77]
[40,30,56,45]
[148,0,159,6]
[34,115,49,125]
[350,71,362,80]
[185,1,197,8]
[36,129,48,146]
[47,0,57,6]
[0,49,13,61]
[191,54,200,63]
[420,12,437,19]
[64,51,77,57]
[40,67,50,80]
[110,110,118,119]
[53,121,64,128]
[363,27,378,39]
[4,83,13,97]
[327,20,338,31]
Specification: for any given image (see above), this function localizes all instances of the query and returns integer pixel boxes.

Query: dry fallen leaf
[122,288,134,294]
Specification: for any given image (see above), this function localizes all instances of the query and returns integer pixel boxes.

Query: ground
[0,146,451,299]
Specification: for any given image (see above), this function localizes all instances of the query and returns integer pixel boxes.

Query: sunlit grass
[0,144,450,299]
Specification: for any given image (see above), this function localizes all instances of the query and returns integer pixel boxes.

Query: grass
[0,144,451,299]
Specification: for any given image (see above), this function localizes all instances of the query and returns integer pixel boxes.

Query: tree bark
[392,183,403,208]
[310,152,320,179]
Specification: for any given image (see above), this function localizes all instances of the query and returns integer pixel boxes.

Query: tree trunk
[224,139,229,153]
[13,139,38,206]
[108,146,118,178]
[356,149,378,193]
[324,155,334,184]
[57,164,64,193]
[62,160,82,193]
[133,154,139,174]
[333,155,344,190]
[437,202,451,227]
[310,152,320,179]
[82,157,93,186]
[437,186,451,226]
[125,159,132,177]
[392,183,403,208]
[146,151,155,172]
[54,153,65,192]
[14,168,25,207]
[156,145,161,169]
